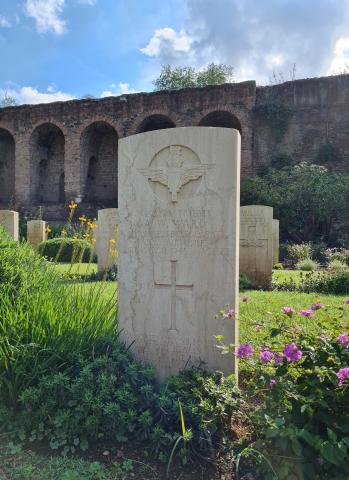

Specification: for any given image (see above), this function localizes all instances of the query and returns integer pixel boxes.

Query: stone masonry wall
[0,74,348,220]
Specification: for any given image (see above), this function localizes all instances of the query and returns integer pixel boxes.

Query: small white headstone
[273,219,280,266]
[119,127,241,381]
[240,205,273,288]
[0,210,19,241]
[27,220,46,250]
[97,208,118,272]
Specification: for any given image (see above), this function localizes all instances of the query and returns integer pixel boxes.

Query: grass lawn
[54,262,98,276]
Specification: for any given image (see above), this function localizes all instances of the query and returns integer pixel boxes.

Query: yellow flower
[61,229,67,237]
[91,237,96,245]
[72,235,78,240]
[109,239,116,245]
[45,226,52,234]
[83,233,90,239]
[68,201,77,210]
[79,215,86,223]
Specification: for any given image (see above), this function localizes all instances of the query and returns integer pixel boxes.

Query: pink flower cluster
[237,343,253,359]
[338,333,349,347]
[337,368,349,386]
[259,348,274,364]
[344,299,349,305]
[282,307,295,317]
[311,302,324,311]
[283,343,303,362]
[222,308,235,319]
[299,309,314,318]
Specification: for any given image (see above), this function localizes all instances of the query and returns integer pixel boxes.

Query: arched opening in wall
[81,122,118,204]
[0,128,15,205]
[137,114,176,133]
[30,123,65,204]
[199,111,242,134]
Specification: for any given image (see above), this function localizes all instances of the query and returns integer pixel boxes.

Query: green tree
[153,63,234,91]
[241,163,349,244]
[0,92,17,107]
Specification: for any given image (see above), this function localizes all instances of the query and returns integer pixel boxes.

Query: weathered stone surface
[27,220,46,250]
[240,205,273,288]
[0,210,19,240]
[273,219,280,266]
[97,208,118,272]
[119,127,241,381]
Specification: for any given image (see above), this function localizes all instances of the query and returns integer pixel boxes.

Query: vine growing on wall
[254,101,293,143]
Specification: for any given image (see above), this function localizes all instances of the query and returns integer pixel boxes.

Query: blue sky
[1,0,349,104]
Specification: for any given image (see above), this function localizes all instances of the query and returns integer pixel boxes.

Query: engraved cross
[154,260,193,332]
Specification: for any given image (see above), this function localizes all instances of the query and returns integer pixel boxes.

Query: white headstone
[240,205,273,288]
[273,219,280,266]
[0,210,19,241]
[97,208,118,272]
[119,127,241,381]
[27,220,46,250]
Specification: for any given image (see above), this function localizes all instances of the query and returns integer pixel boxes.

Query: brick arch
[30,122,66,204]
[135,114,176,134]
[198,110,242,134]
[0,127,15,205]
[80,121,118,205]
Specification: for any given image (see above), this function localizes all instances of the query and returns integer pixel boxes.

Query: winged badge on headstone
[138,145,213,202]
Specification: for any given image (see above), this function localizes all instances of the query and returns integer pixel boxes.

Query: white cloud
[25,0,66,35]
[327,36,349,74]
[0,16,12,28]
[100,82,137,97]
[1,85,75,104]
[140,27,193,57]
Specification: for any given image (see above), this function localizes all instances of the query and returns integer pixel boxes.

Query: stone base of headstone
[0,210,19,241]
[27,220,46,250]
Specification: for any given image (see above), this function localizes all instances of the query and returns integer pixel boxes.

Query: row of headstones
[0,209,118,273]
[0,207,278,285]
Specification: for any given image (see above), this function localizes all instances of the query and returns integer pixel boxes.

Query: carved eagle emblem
[138,145,213,202]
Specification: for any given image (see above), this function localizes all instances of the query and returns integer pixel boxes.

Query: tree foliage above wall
[153,63,234,91]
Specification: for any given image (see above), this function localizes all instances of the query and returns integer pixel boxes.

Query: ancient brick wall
[0,74,348,221]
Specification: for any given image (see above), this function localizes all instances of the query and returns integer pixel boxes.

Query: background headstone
[273,219,280,266]
[0,210,19,241]
[240,205,273,288]
[97,208,118,272]
[119,127,241,381]
[27,220,46,250]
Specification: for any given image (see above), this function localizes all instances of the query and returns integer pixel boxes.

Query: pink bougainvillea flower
[338,333,349,347]
[241,295,249,302]
[283,343,303,362]
[299,309,314,318]
[282,307,295,317]
[344,299,349,305]
[337,367,349,386]
[259,348,274,364]
[269,379,278,388]
[274,352,284,366]
[237,343,254,359]
[311,303,324,311]
[222,308,235,319]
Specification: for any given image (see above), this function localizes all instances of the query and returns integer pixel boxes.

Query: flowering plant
[218,300,349,478]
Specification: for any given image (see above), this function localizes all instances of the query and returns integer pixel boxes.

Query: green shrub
[18,342,157,454]
[324,247,349,265]
[273,263,283,270]
[0,229,116,405]
[238,303,349,479]
[274,271,349,294]
[296,258,319,272]
[38,238,96,263]
[327,259,348,272]
[240,273,252,291]
[287,243,313,265]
